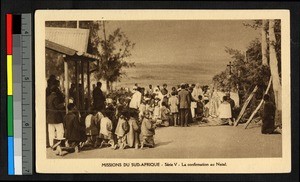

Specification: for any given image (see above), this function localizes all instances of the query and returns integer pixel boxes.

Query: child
[85,110,101,148]
[146,98,154,119]
[116,98,126,118]
[171,86,178,95]
[64,103,86,153]
[99,109,115,148]
[168,91,179,126]
[139,99,147,120]
[218,96,232,125]
[114,110,130,150]
[126,109,140,149]
[153,98,161,121]
[159,102,172,127]
[145,98,151,111]
[195,95,204,123]
[106,103,118,146]
[141,110,157,149]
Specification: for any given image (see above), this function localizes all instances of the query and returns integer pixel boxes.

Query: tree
[214,20,282,125]
[261,20,269,66]
[244,19,282,102]
[95,21,135,93]
[269,19,282,111]
[79,21,102,55]
[213,39,270,104]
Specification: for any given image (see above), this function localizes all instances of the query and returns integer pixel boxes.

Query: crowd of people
[47,73,281,156]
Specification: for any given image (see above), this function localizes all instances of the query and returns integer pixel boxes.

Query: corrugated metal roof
[46,40,76,56]
[45,27,89,53]
[46,40,100,61]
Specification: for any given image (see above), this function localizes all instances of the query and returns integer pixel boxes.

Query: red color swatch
[6,14,12,55]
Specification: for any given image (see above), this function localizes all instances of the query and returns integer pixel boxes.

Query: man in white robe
[129,86,142,109]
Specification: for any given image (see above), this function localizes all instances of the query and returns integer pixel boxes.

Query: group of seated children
[52,103,157,156]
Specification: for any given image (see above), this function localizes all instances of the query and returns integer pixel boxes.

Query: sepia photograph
[35,10,291,173]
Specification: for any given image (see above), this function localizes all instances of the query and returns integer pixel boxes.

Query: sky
[103,20,260,86]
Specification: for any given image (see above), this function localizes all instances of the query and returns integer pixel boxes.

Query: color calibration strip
[6,13,33,175]
[7,13,14,175]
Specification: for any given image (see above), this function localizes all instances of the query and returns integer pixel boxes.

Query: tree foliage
[213,39,271,102]
[95,23,135,91]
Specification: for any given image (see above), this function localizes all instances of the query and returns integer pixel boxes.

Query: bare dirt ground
[47,123,282,159]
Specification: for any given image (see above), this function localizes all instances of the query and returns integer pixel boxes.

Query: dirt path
[47,124,282,159]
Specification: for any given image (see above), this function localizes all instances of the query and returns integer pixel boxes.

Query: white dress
[129,91,142,109]
[218,102,232,119]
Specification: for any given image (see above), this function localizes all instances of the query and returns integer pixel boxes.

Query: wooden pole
[87,61,91,109]
[234,85,258,126]
[63,56,69,113]
[244,77,272,129]
[102,21,110,93]
[81,60,85,110]
[75,21,80,109]
[75,60,79,109]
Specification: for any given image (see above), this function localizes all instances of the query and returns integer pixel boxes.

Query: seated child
[114,110,130,150]
[159,102,172,127]
[141,110,157,149]
[64,103,86,153]
[146,99,154,112]
[126,109,141,149]
[106,103,118,145]
[99,109,115,148]
[139,99,146,120]
[84,110,100,148]
[195,95,204,123]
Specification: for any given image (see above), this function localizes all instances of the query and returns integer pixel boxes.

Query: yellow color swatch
[7,55,13,95]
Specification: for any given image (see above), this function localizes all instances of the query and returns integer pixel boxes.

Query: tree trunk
[261,20,268,66]
[269,19,282,111]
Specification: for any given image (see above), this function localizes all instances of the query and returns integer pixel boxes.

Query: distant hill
[115,62,225,89]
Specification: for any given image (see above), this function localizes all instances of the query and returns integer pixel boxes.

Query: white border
[35,10,291,173]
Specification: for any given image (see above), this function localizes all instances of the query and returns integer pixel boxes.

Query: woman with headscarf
[192,83,203,101]
[153,86,164,106]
